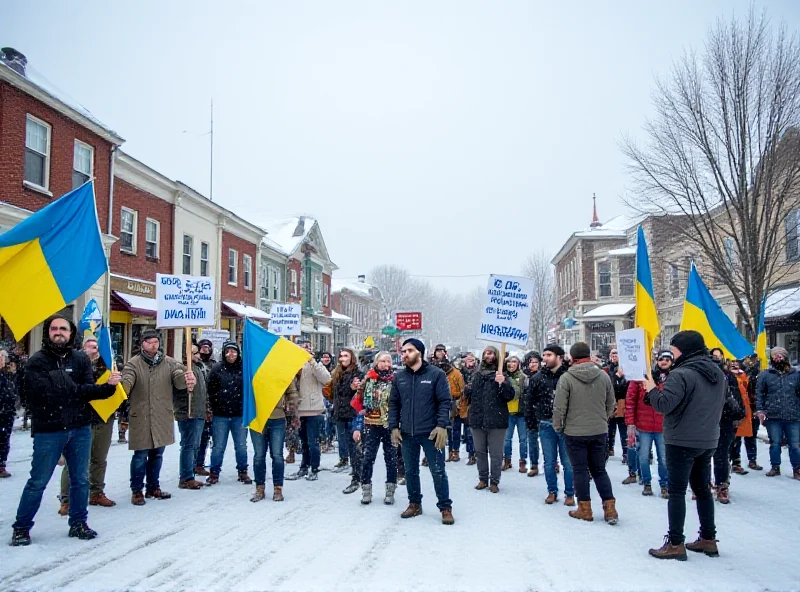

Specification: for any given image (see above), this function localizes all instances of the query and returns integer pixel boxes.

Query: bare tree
[522,251,557,350]
[622,8,800,335]
[369,264,421,324]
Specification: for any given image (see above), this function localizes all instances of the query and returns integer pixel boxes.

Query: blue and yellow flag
[0,182,107,340]
[242,319,311,432]
[635,226,660,356]
[756,296,767,367]
[680,263,754,360]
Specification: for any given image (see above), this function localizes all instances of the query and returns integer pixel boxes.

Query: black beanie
[569,342,591,360]
[543,343,565,357]
[402,338,426,358]
[670,330,706,358]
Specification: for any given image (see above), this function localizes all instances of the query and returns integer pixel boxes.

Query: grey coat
[553,362,615,437]
[173,366,208,422]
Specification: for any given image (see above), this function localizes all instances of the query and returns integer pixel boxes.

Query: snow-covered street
[1,421,798,592]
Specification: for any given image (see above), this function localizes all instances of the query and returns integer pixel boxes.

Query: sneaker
[649,535,687,561]
[686,536,719,557]
[400,503,422,519]
[68,522,98,540]
[748,460,763,471]
[10,527,31,546]
[286,467,309,481]
[441,508,455,525]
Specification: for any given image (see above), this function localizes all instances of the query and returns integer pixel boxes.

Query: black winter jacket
[720,371,746,428]
[605,362,629,401]
[525,364,567,430]
[467,368,514,430]
[332,366,363,422]
[389,361,451,436]
[207,359,244,418]
[0,371,16,415]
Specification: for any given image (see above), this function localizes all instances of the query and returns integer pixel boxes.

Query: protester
[432,352,464,463]
[0,349,15,478]
[553,342,618,524]
[730,359,760,474]
[502,355,528,473]
[206,342,252,485]
[331,347,363,493]
[11,314,121,546]
[755,346,800,480]
[710,349,746,503]
[194,339,216,473]
[457,352,478,465]
[645,330,726,561]
[522,351,542,476]
[319,351,335,453]
[120,329,196,506]
[173,343,208,490]
[605,348,629,459]
[389,338,454,525]
[467,346,514,492]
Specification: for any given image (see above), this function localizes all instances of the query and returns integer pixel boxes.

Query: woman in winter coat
[351,352,397,505]
[710,350,746,503]
[466,346,514,492]
[730,360,759,474]
[331,348,364,494]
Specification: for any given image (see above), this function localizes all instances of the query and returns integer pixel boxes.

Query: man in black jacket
[389,338,454,525]
[11,314,120,546]
[206,342,251,485]
[194,339,216,475]
[605,348,629,458]
[645,331,726,561]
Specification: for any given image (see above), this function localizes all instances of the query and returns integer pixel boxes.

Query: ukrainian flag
[0,182,107,340]
[242,319,310,432]
[635,226,660,355]
[680,263,754,359]
[756,297,767,367]
[91,323,127,422]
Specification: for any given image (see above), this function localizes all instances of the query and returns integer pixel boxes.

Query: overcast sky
[4,1,798,293]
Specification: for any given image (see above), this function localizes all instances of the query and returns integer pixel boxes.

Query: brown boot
[273,486,284,502]
[622,472,638,485]
[649,536,687,561]
[285,451,295,464]
[145,488,172,500]
[446,450,455,462]
[250,484,266,502]
[0,464,10,478]
[131,491,146,506]
[603,499,619,525]
[452,451,460,462]
[206,472,219,485]
[716,484,730,504]
[568,500,593,521]
[502,457,512,471]
[400,503,422,519]
[544,492,557,505]
[518,459,527,473]
[686,537,719,557]
[766,466,781,477]
[466,454,477,466]
[238,471,253,485]
[58,501,70,516]
[527,466,539,477]
[441,508,455,525]
[89,492,117,506]
[564,495,576,507]
[489,482,499,493]
[178,479,203,490]
[194,466,210,476]
[475,480,488,490]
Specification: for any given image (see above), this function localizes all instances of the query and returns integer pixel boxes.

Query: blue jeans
[637,431,668,487]
[251,418,287,486]
[539,421,574,496]
[627,438,640,474]
[300,415,323,470]
[526,429,540,466]
[450,417,474,454]
[210,416,249,474]
[14,426,92,529]
[504,415,528,460]
[336,418,362,480]
[178,418,205,481]
[401,433,452,510]
[765,420,800,470]
[131,447,165,492]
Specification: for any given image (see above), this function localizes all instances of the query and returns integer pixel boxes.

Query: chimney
[589,193,602,228]
[357,274,366,283]
[0,47,27,77]
[292,216,306,238]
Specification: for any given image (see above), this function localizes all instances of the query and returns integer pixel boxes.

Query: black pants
[713,427,737,486]
[665,445,716,545]
[565,433,615,502]
[0,412,14,465]
[361,425,397,485]
[607,417,626,452]
[195,419,213,467]
[731,416,759,465]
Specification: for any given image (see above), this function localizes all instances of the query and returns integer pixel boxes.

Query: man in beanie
[525,344,574,505]
[756,346,800,480]
[645,330,725,561]
[554,342,617,524]
[194,338,215,475]
[120,329,196,506]
[389,338,454,525]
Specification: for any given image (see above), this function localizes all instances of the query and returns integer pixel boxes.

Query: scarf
[141,350,163,367]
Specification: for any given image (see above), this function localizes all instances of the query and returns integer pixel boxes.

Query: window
[598,262,611,297]
[25,115,51,189]
[270,266,281,300]
[200,242,209,276]
[182,234,193,274]
[666,263,680,299]
[724,237,739,273]
[120,208,136,254]
[228,249,238,285]
[145,219,159,259]
[786,210,800,262]
[618,257,635,297]
[72,140,93,189]
[314,275,322,309]
[243,254,252,290]
[323,282,329,307]
[290,269,298,296]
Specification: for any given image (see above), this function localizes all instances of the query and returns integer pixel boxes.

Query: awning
[328,311,352,323]
[222,301,271,321]
[301,325,333,335]
[583,303,635,318]
[765,287,800,320]
[112,291,157,316]
[316,325,333,335]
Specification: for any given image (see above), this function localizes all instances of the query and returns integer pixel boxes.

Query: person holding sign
[11,314,121,547]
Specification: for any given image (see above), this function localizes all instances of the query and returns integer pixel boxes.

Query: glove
[626,425,636,438]
[429,426,447,450]
[391,428,403,447]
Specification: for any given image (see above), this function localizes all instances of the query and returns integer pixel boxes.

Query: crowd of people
[3,314,800,561]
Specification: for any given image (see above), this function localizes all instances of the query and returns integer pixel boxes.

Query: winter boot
[90,492,117,506]
[238,471,253,485]
[527,466,539,477]
[452,451,461,462]
[642,484,653,496]
[622,472,638,485]
[333,458,349,472]
[489,481,500,493]
[603,499,619,525]
[446,450,455,462]
[748,460,763,471]
[466,454,477,466]
[441,508,455,525]
[58,500,70,516]
[716,484,730,504]
[305,469,319,481]
[794,467,800,481]
[766,466,781,477]
[731,464,747,475]
[250,484,266,502]
[273,486,284,502]
[145,488,171,500]
[343,478,360,494]
[544,492,557,504]
[194,466,210,476]
[0,463,10,478]
[660,487,669,499]
[384,482,397,505]
[10,527,31,546]
[68,522,98,540]
[686,536,719,557]
[206,472,220,485]
[568,500,593,521]
[131,491,145,506]
[649,536,687,561]
[361,483,373,505]
[475,480,488,490]
[178,479,203,490]
[564,495,576,507]
[502,457,512,471]
[286,467,308,481]
[285,451,295,464]
[421,457,428,467]
[400,503,422,519]
[518,460,527,473]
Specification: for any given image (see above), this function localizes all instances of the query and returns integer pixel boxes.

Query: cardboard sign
[269,303,302,336]
[396,312,422,331]
[156,274,215,328]
[615,327,648,380]
[477,274,534,347]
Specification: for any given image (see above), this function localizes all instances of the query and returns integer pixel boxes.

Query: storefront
[109,275,163,360]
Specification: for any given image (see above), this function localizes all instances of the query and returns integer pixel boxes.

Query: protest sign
[615,327,648,380]
[269,303,302,336]
[477,274,533,348]
[156,274,216,329]
[199,328,230,361]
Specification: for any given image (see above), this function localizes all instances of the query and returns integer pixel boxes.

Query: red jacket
[625,381,664,433]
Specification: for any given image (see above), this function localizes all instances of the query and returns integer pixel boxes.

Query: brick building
[331,275,383,350]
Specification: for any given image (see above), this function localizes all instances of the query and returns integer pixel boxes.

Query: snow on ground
[1,419,799,592]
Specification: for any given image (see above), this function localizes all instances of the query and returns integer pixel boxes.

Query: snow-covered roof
[328,310,353,323]
[765,287,800,319]
[113,291,157,315]
[583,303,635,318]
[261,235,286,254]
[331,278,373,297]
[607,246,636,256]
[254,217,317,257]
[222,301,271,320]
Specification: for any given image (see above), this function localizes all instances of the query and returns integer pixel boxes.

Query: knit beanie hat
[770,346,789,359]
[669,330,706,357]
[402,338,426,358]
[569,342,591,360]
[543,343,565,357]
[140,328,160,343]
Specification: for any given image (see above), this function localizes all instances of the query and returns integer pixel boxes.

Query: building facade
[331,275,383,350]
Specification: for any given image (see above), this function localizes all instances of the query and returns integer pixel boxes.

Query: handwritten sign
[156,274,216,328]
[477,274,533,347]
[615,327,648,380]
[269,303,302,336]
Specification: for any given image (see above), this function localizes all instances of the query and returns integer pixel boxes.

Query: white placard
[269,303,302,336]
[476,274,534,347]
[156,274,216,328]
[199,328,230,362]
[615,327,648,380]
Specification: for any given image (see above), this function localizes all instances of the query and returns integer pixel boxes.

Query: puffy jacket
[332,366,363,422]
[388,361,451,436]
[625,381,664,433]
[467,368,514,430]
[756,367,800,422]
[505,369,525,415]
[297,360,331,417]
[553,362,615,436]
[733,372,754,438]
[524,364,567,429]
[446,368,465,419]
[207,358,244,418]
